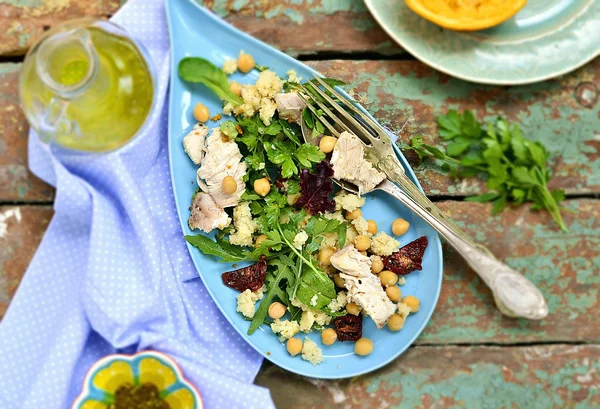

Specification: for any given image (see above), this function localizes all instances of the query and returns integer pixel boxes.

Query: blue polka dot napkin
[0,1,274,408]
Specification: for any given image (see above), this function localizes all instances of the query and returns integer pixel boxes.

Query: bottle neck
[35,27,98,100]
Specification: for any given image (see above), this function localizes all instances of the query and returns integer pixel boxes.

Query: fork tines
[307,76,386,143]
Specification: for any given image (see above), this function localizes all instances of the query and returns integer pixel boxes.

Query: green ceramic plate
[365,0,599,85]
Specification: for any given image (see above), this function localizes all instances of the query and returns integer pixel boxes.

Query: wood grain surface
[256,345,600,409]
[2,59,598,201]
[2,200,597,344]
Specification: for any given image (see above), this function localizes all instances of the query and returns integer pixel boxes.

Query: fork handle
[378,169,548,320]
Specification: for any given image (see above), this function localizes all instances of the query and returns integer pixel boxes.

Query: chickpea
[354,338,374,356]
[319,136,337,154]
[392,218,410,236]
[333,274,346,289]
[254,178,271,197]
[367,220,378,235]
[238,52,255,73]
[193,103,210,123]
[371,256,384,274]
[345,209,362,220]
[387,314,405,331]
[403,295,420,312]
[221,175,237,195]
[229,81,242,96]
[346,302,361,316]
[359,250,367,256]
[255,234,267,247]
[385,286,402,302]
[268,302,286,319]
[318,247,335,267]
[354,235,371,252]
[321,328,338,345]
[286,337,303,356]
[379,270,398,287]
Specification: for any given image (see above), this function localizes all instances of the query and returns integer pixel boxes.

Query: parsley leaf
[220,121,238,139]
[402,110,567,231]
[295,144,325,168]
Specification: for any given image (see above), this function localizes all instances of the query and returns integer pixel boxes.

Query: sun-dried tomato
[333,314,363,342]
[383,236,428,275]
[222,256,267,292]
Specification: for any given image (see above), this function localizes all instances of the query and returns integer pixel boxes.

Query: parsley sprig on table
[402,110,567,231]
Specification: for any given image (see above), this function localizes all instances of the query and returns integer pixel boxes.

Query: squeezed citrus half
[405,0,528,31]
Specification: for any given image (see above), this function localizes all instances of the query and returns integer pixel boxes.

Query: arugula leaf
[296,267,337,309]
[185,235,250,262]
[248,260,295,334]
[178,57,243,105]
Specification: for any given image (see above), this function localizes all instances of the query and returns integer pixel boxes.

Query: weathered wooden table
[1,1,598,408]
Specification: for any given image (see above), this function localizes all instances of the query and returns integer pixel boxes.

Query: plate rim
[364,0,600,85]
[166,0,443,379]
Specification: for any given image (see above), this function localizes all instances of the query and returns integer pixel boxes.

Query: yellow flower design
[75,353,201,409]
[138,357,178,390]
[164,388,196,409]
[92,361,134,394]
[80,400,107,409]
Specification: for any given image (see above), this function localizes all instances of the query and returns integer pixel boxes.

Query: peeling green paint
[365,356,598,408]
[283,8,304,24]
[264,5,283,19]
[18,33,31,48]
[350,17,376,32]
[0,0,43,7]
[17,186,28,198]
[309,0,367,14]
[0,63,21,75]
[415,199,599,344]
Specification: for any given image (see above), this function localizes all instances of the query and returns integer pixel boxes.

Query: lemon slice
[405,0,528,31]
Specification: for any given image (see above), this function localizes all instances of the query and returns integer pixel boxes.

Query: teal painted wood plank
[1,200,598,345]
[256,345,600,409]
[308,59,600,196]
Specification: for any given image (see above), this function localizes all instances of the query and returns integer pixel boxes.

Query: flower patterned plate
[365,0,600,85]
[72,351,203,409]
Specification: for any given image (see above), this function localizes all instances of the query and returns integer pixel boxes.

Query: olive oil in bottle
[20,19,155,152]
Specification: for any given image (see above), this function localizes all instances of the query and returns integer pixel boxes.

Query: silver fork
[296,76,549,320]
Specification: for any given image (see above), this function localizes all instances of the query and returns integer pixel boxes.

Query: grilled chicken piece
[188,192,231,233]
[275,92,305,124]
[197,129,247,208]
[331,131,386,194]
[183,123,208,165]
[330,246,396,329]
